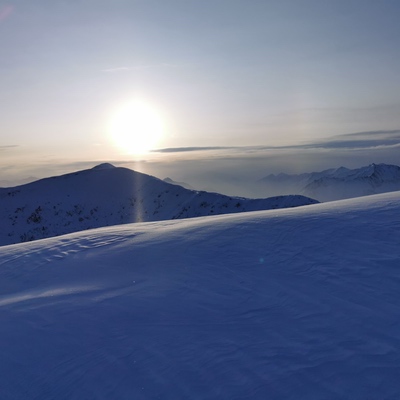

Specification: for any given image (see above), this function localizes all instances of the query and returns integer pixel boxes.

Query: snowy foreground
[1,192,400,399]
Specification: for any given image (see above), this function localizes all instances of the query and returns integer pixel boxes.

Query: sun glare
[109,100,165,155]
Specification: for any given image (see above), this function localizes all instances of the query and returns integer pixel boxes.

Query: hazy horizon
[1,1,400,192]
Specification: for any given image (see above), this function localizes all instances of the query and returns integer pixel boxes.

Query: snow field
[0,192,400,399]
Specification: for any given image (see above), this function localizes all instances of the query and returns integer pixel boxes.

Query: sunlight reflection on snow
[0,285,98,307]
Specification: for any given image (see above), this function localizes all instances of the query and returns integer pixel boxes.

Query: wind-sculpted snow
[1,192,400,399]
[0,164,317,246]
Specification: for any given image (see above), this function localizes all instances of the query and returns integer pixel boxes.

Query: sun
[108,100,165,155]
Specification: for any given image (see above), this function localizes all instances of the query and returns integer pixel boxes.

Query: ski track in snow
[0,192,400,399]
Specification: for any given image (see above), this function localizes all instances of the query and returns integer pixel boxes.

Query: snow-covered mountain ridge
[0,163,317,246]
[260,163,400,201]
[1,191,400,398]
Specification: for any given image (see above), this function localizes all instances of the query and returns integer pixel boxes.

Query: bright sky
[1,0,400,178]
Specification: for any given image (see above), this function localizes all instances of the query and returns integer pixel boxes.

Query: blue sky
[1,0,400,181]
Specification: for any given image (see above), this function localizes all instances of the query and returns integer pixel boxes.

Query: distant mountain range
[0,176,37,188]
[0,163,317,246]
[163,177,194,190]
[260,163,400,201]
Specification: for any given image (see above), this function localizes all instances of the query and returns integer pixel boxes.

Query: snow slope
[1,192,400,399]
[0,164,317,246]
[260,163,400,201]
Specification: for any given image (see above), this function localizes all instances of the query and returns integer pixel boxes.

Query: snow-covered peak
[351,163,400,180]
[91,162,116,170]
[327,166,351,178]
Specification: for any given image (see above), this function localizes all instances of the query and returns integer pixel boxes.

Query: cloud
[310,140,400,150]
[0,4,13,22]
[153,146,237,153]
[101,67,131,73]
[101,63,183,73]
[308,129,400,150]
[0,145,18,151]
[153,130,400,155]
[341,129,400,138]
